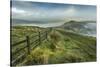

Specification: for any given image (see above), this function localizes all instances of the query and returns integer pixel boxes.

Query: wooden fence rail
[11,28,52,66]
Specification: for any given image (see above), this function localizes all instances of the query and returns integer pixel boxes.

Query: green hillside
[23,28,96,65]
[11,26,96,66]
[59,21,96,37]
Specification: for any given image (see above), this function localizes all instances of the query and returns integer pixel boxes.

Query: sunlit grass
[11,26,96,66]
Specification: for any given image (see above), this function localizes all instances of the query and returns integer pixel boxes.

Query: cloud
[12,7,26,15]
[65,6,76,16]
[11,1,96,27]
[11,1,78,22]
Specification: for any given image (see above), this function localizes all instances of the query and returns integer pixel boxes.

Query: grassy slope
[11,26,46,44]
[24,28,96,65]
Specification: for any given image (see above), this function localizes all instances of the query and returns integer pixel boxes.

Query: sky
[11,0,96,27]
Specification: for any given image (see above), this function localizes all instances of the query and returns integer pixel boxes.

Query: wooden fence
[11,28,52,66]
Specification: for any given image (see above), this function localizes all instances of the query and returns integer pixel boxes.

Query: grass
[11,26,96,66]
[11,26,46,44]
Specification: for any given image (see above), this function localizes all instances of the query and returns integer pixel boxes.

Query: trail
[25,28,96,65]
[55,28,96,60]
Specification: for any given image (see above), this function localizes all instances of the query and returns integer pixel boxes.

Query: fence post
[26,36,30,54]
[38,31,41,45]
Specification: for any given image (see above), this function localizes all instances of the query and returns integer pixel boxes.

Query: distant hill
[12,19,48,26]
[58,20,96,37]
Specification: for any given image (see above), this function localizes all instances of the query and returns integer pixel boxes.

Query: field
[11,26,96,66]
